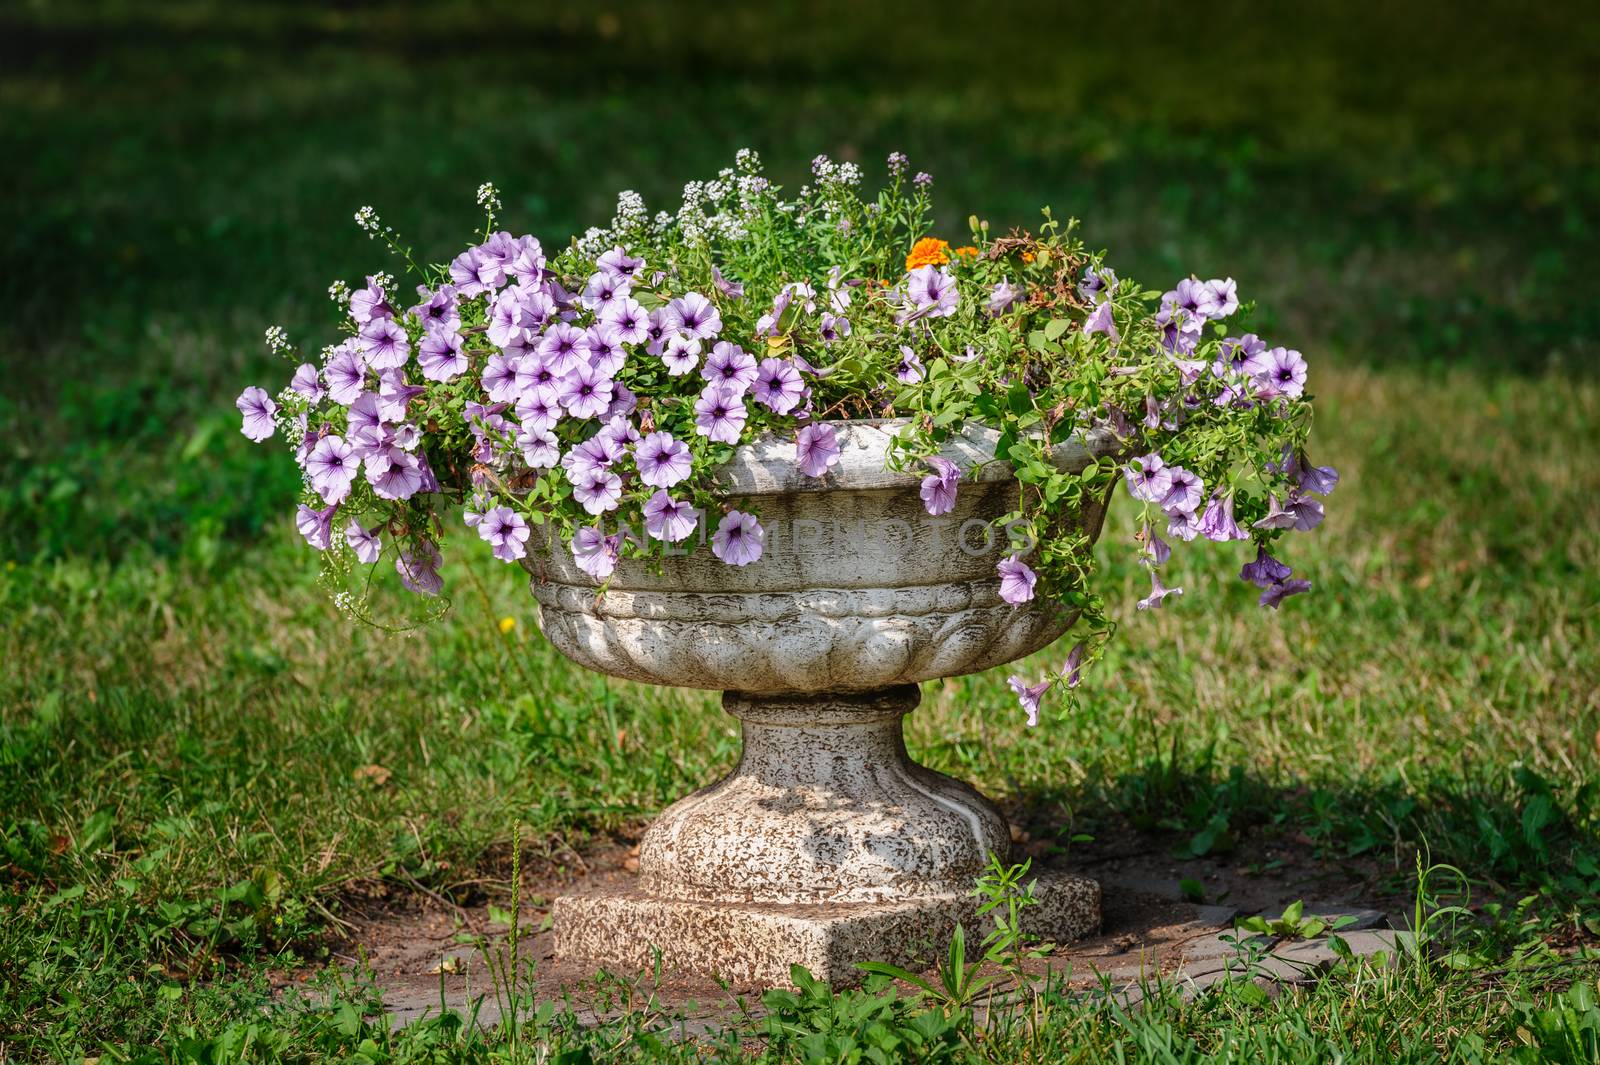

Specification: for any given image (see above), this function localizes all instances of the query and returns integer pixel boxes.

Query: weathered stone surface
[554,871,1100,986]
[521,420,1121,984]
[523,421,1121,694]
[640,688,1010,906]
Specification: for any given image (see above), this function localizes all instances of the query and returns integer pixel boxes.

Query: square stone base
[553,872,1100,986]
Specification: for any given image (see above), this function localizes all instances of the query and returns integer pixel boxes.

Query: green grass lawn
[2,2,1598,1061]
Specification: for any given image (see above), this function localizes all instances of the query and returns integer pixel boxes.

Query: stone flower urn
[521,420,1121,985]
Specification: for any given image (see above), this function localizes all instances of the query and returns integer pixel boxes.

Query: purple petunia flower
[477,506,530,562]
[572,468,623,515]
[482,354,520,403]
[396,540,443,596]
[1136,569,1183,611]
[306,434,359,504]
[508,235,545,283]
[376,369,424,423]
[417,327,467,382]
[600,297,650,346]
[581,325,628,377]
[1259,577,1312,609]
[360,317,409,371]
[661,335,702,376]
[667,291,722,341]
[345,520,381,564]
[702,342,758,394]
[643,490,699,543]
[1214,333,1266,379]
[296,502,338,550]
[517,426,561,468]
[345,393,385,453]
[795,423,841,478]
[487,288,533,348]
[712,510,764,566]
[987,279,1019,316]
[1084,299,1119,342]
[634,431,692,488]
[572,525,621,581]
[902,265,958,320]
[1254,493,1324,532]
[236,386,277,442]
[538,323,586,377]
[895,345,925,384]
[817,313,850,345]
[1141,522,1172,566]
[997,556,1037,604]
[1078,266,1116,304]
[920,456,960,516]
[601,377,633,418]
[1197,277,1238,320]
[515,386,562,433]
[448,248,487,297]
[1246,346,1308,399]
[367,448,424,500]
[1168,509,1202,542]
[1161,466,1204,516]
[597,246,645,282]
[556,362,614,421]
[1197,492,1248,542]
[751,358,804,414]
[579,270,631,314]
[711,265,744,300]
[1009,675,1051,727]
[290,363,325,404]
[410,285,460,333]
[694,383,748,444]
[1299,461,1340,497]
[1240,546,1293,588]
[1062,641,1087,689]
[1124,454,1173,503]
[563,434,622,483]
[324,346,368,406]
[349,275,392,326]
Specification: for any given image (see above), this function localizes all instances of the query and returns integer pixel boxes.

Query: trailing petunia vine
[238,150,1335,723]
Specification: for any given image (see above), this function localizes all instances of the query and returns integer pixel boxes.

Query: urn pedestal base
[551,686,1100,985]
[552,872,1100,986]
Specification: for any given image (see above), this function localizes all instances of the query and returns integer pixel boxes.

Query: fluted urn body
[522,420,1119,984]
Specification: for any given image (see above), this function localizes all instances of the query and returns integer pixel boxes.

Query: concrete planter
[522,420,1121,984]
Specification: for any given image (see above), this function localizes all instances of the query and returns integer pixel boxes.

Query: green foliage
[762,966,963,1064]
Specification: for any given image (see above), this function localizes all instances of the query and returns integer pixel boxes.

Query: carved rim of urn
[520,418,1124,695]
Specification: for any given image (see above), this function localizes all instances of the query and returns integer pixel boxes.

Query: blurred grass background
[1,0,1599,1056]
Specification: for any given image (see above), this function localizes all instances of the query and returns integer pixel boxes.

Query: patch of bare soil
[294,828,1405,1028]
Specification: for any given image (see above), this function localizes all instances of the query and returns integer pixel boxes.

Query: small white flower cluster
[354,205,380,236]
[332,589,357,616]
[264,325,291,353]
[327,279,350,304]
[609,190,648,239]
[277,390,306,444]
[809,155,861,188]
[476,182,502,212]
[373,271,396,294]
[574,225,612,258]
[735,148,761,173]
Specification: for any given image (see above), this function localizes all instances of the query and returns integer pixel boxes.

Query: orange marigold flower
[905,237,951,270]
[1021,251,1035,264]
[954,246,979,259]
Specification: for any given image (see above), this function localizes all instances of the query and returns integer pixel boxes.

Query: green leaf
[43,884,86,909]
